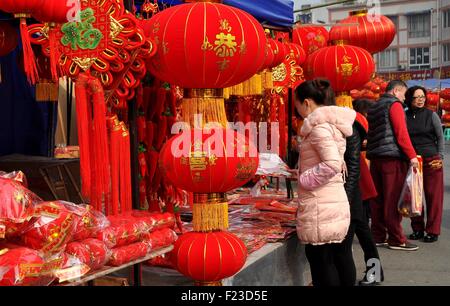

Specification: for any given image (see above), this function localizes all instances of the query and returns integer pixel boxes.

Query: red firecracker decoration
[329,9,396,54]
[171,231,247,286]
[146,1,267,88]
[292,25,329,55]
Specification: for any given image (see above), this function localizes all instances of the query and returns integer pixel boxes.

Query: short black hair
[385,80,408,93]
[405,85,427,109]
[352,99,374,115]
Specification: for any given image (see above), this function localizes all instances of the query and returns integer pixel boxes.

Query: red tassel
[108,116,121,216]
[74,74,91,200]
[119,123,132,213]
[48,25,61,82]
[19,18,39,84]
[90,77,111,213]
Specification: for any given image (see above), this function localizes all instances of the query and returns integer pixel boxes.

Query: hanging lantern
[285,42,307,66]
[146,1,267,88]
[0,21,18,57]
[442,113,450,123]
[329,9,396,54]
[304,41,375,93]
[172,231,247,286]
[292,24,329,55]
[0,0,46,83]
[426,92,440,107]
[440,88,450,100]
[32,0,72,23]
[441,100,450,112]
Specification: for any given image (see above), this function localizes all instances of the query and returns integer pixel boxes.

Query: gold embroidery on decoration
[109,16,124,39]
[73,57,97,71]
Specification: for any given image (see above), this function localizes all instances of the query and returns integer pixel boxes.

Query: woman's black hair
[352,99,374,115]
[295,78,336,106]
[405,85,427,109]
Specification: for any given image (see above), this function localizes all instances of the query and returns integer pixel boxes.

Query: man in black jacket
[344,120,384,286]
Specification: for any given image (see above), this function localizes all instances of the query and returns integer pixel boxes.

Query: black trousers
[305,232,356,287]
[353,201,381,267]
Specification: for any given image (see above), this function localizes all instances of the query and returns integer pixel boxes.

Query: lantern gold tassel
[36,81,59,102]
[182,89,228,128]
[192,193,228,232]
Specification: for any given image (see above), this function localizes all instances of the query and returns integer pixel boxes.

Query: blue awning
[406,79,450,90]
[138,0,294,28]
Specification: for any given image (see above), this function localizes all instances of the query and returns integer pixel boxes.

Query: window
[444,10,450,28]
[408,13,430,38]
[409,47,430,69]
[378,49,398,69]
[387,15,398,28]
[443,43,450,63]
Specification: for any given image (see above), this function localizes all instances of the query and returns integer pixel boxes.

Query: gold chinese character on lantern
[340,55,354,77]
[214,32,237,57]
[219,19,232,32]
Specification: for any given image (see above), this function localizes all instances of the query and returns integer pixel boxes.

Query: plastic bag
[141,228,178,251]
[0,171,28,187]
[20,201,77,256]
[108,242,151,266]
[0,177,41,238]
[72,205,110,241]
[65,238,111,271]
[97,216,148,249]
[398,164,424,218]
[0,247,46,286]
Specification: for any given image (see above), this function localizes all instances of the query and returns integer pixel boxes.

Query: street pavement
[352,143,450,286]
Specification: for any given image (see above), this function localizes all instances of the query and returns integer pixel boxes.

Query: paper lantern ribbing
[304,42,375,93]
[292,25,329,55]
[172,231,247,286]
[329,10,396,54]
[146,1,267,88]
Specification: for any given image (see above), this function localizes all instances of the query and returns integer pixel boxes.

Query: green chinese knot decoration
[61,8,104,51]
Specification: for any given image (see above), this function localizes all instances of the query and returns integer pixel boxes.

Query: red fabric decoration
[172,231,247,284]
[97,216,148,248]
[159,129,259,193]
[304,43,375,93]
[440,88,450,100]
[0,247,45,286]
[108,242,150,266]
[329,10,396,54]
[142,228,177,250]
[292,25,329,55]
[146,2,267,88]
[0,21,18,57]
[66,238,110,270]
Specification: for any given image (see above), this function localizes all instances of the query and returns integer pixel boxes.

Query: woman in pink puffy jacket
[294,79,357,286]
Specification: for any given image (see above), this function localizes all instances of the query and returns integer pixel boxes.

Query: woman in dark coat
[405,86,444,243]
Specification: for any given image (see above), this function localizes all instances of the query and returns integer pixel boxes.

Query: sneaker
[375,241,388,247]
[408,231,424,240]
[388,242,419,251]
[358,273,384,286]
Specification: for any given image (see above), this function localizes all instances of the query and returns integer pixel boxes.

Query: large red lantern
[32,0,72,23]
[146,1,267,88]
[269,38,288,67]
[159,128,258,194]
[304,42,375,92]
[293,25,329,55]
[286,43,307,66]
[0,21,18,57]
[172,231,247,285]
[329,9,396,54]
[440,88,450,100]
[441,100,450,112]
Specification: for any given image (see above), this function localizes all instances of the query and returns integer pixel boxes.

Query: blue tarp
[406,79,450,90]
[138,0,294,28]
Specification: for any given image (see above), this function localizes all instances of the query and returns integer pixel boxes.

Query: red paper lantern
[441,100,450,112]
[263,40,275,69]
[159,129,259,193]
[32,0,72,23]
[172,231,247,285]
[269,38,288,67]
[146,2,267,88]
[440,88,450,100]
[292,25,329,55]
[0,0,45,14]
[304,43,375,92]
[0,21,18,57]
[286,43,307,66]
[426,93,440,107]
[442,113,450,123]
[329,10,396,54]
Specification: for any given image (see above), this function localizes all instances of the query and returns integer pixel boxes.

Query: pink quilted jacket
[296,106,356,245]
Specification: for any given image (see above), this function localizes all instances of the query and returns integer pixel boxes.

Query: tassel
[119,123,132,213]
[108,116,121,216]
[192,202,229,232]
[36,82,59,102]
[48,24,61,82]
[18,16,39,84]
[90,77,111,214]
[74,74,91,200]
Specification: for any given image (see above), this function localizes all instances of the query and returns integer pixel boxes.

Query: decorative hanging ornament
[329,9,396,54]
[292,24,329,55]
[304,40,375,93]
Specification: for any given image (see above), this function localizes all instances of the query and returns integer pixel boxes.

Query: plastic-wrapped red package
[128,211,175,232]
[20,201,77,256]
[141,228,178,251]
[52,253,90,283]
[65,238,110,271]
[0,171,28,187]
[108,242,150,266]
[146,253,175,268]
[72,205,110,241]
[0,177,41,238]
[97,215,148,248]
[0,247,46,286]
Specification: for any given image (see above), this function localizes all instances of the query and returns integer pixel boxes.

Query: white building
[294,0,450,74]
